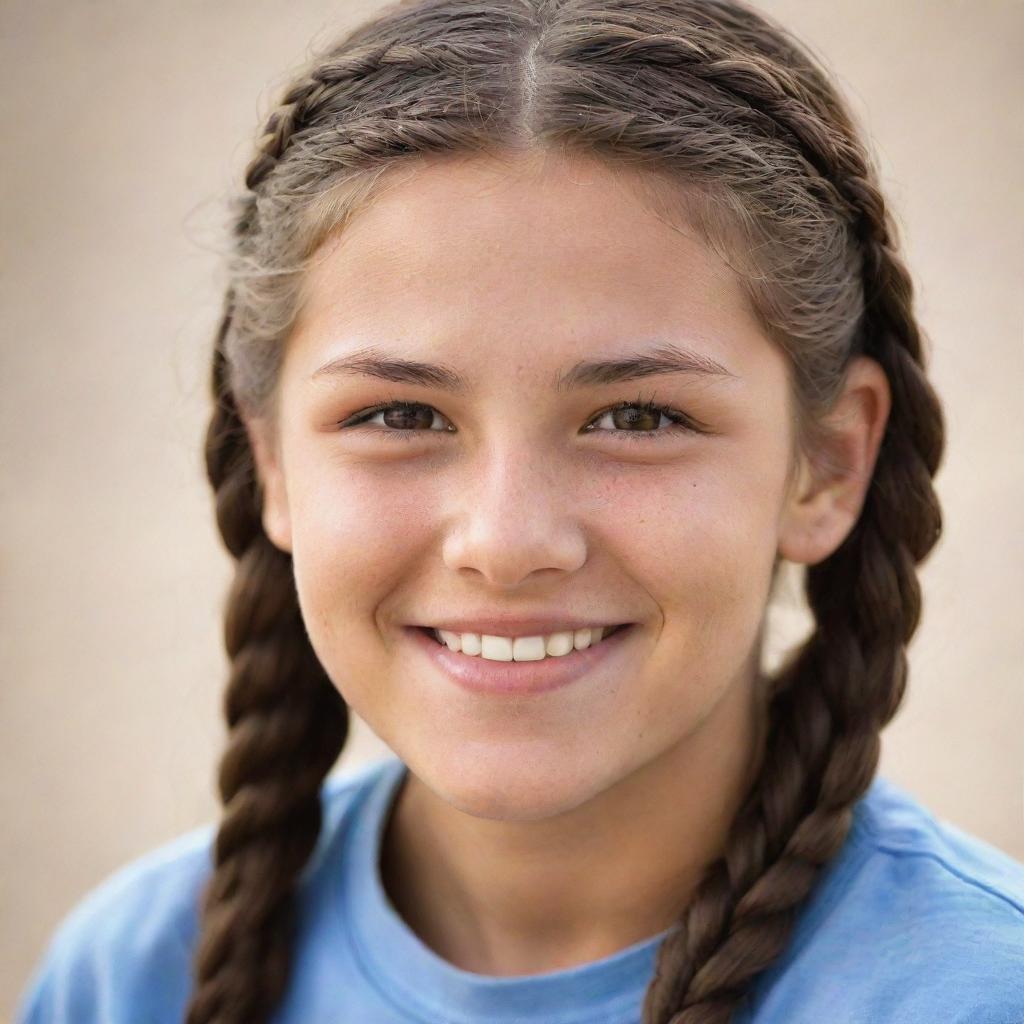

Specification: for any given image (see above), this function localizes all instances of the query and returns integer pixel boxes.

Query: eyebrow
[311,342,738,392]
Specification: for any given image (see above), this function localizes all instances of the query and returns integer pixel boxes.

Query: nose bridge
[440,429,587,586]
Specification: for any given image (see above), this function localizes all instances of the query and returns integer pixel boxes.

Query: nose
[440,441,587,588]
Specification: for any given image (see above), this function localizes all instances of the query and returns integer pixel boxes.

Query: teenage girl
[17,1,1024,1022]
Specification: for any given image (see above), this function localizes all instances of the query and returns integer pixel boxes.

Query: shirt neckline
[332,756,679,1024]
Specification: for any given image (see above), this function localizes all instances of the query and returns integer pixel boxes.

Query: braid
[635,42,945,1024]
[241,35,495,200]
[243,47,383,194]
[185,39,413,1019]
[183,308,349,1024]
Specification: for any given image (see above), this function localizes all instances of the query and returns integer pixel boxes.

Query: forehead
[289,151,769,378]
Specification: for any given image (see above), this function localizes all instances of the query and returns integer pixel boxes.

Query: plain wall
[2,1,1022,1018]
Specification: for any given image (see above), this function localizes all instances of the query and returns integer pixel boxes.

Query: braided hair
[186,1,945,1021]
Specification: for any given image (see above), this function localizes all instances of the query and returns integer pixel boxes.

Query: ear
[242,413,293,554]
[778,355,892,566]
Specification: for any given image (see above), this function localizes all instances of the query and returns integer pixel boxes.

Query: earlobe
[776,464,847,567]
[243,415,293,555]
[777,356,891,567]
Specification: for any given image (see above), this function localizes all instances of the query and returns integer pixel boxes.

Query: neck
[380,660,768,977]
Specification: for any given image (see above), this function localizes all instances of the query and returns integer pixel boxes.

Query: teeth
[434,626,615,661]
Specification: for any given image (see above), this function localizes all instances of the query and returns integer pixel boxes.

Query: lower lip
[406,624,636,696]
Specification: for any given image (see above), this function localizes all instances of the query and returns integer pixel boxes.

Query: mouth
[407,622,638,697]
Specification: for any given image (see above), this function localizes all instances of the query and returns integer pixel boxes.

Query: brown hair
[186,1,945,1021]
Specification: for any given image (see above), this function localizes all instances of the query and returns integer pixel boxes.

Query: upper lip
[410,616,632,637]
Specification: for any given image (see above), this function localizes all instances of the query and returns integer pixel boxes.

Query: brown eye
[341,401,453,434]
[608,406,662,431]
[379,405,437,430]
[584,399,702,441]
[340,398,702,442]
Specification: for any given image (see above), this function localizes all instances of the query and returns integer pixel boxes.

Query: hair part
[189,1,945,1021]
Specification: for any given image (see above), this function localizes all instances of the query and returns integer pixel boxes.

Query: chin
[417,743,605,822]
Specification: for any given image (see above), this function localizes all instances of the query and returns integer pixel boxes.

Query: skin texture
[244,150,891,975]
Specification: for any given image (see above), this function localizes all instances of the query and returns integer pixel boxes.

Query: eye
[583,398,704,441]
[339,400,454,440]
[337,396,704,442]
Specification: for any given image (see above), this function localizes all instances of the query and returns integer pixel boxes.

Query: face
[247,151,815,822]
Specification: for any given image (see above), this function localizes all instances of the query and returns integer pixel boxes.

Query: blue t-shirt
[15,755,1024,1024]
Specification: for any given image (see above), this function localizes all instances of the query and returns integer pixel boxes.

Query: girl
[17,1,1024,1022]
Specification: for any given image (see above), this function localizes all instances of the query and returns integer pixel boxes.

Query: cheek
[593,457,777,608]
[596,460,779,710]
[287,465,432,685]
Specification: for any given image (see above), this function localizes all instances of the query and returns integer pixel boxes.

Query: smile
[407,623,637,697]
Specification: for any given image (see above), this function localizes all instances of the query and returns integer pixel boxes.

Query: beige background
[2,0,1022,1018]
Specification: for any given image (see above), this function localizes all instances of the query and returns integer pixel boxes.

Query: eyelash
[337,395,704,443]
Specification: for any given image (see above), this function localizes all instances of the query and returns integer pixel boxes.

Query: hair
[187,1,945,1021]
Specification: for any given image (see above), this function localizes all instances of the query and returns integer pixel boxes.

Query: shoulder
[750,775,1024,1024]
[14,821,214,1024]
[857,777,1024,1017]
[856,775,1024,945]
[15,756,400,1024]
